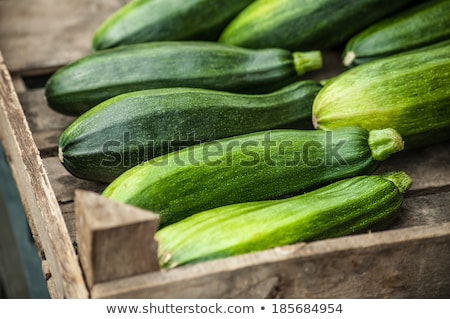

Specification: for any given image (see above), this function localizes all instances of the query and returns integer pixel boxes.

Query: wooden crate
[1,0,449,299]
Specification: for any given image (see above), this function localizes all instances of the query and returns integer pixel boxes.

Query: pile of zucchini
[46,0,450,268]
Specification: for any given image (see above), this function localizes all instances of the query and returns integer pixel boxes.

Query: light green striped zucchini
[157,171,412,269]
[313,41,450,149]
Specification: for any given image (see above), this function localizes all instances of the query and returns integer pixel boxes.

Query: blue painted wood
[0,143,49,299]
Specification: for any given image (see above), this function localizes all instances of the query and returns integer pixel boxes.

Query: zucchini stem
[293,51,323,76]
[368,128,404,161]
[343,50,356,67]
[381,171,412,194]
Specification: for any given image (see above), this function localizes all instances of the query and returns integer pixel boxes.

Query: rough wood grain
[0,0,129,74]
[42,260,58,298]
[16,88,77,157]
[375,140,450,195]
[42,157,106,204]
[60,202,77,242]
[91,222,450,298]
[12,76,27,93]
[18,89,76,133]
[75,190,160,288]
[391,190,450,229]
[0,56,88,298]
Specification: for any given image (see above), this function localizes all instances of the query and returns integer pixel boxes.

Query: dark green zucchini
[59,80,322,183]
[313,41,450,149]
[45,41,322,116]
[156,171,412,269]
[102,127,404,228]
[218,0,418,51]
[343,0,450,67]
[92,0,255,50]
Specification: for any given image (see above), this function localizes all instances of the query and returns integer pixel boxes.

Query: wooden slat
[376,140,450,194]
[18,89,76,133]
[392,190,450,229]
[42,260,58,298]
[60,202,77,243]
[0,0,129,74]
[0,54,88,298]
[16,88,76,156]
[12,76,27,93]
[42,157,106,204]
[91,222,450,298]
[75,190,160,288]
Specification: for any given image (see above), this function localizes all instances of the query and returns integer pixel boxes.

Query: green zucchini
[313,41,450,149]
[156,171,412,269]
[59,80,322,183]
[218,0,418,51]
[45,41,322,116]
[92,0,255,51]
[103,127,404,228]
[343,0,450,67]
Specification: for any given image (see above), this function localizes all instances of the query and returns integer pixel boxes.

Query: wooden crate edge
[91,221,450,298]
[75,190,160,288]
[0,53,88,298]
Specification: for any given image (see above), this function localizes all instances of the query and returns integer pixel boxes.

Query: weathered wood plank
[91,222,450,298]
[75,190,160,288]
[375,140,450,194]
[18,89,76,133]
[60,202,77,243]
[0,0,129,74]
[42,260,58,299]
[29,130,64,158]
[16,88,76,157]
[42,157,106,204]
[392,190,450,229]
[0,56,88,298]
[12,76,27,94]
